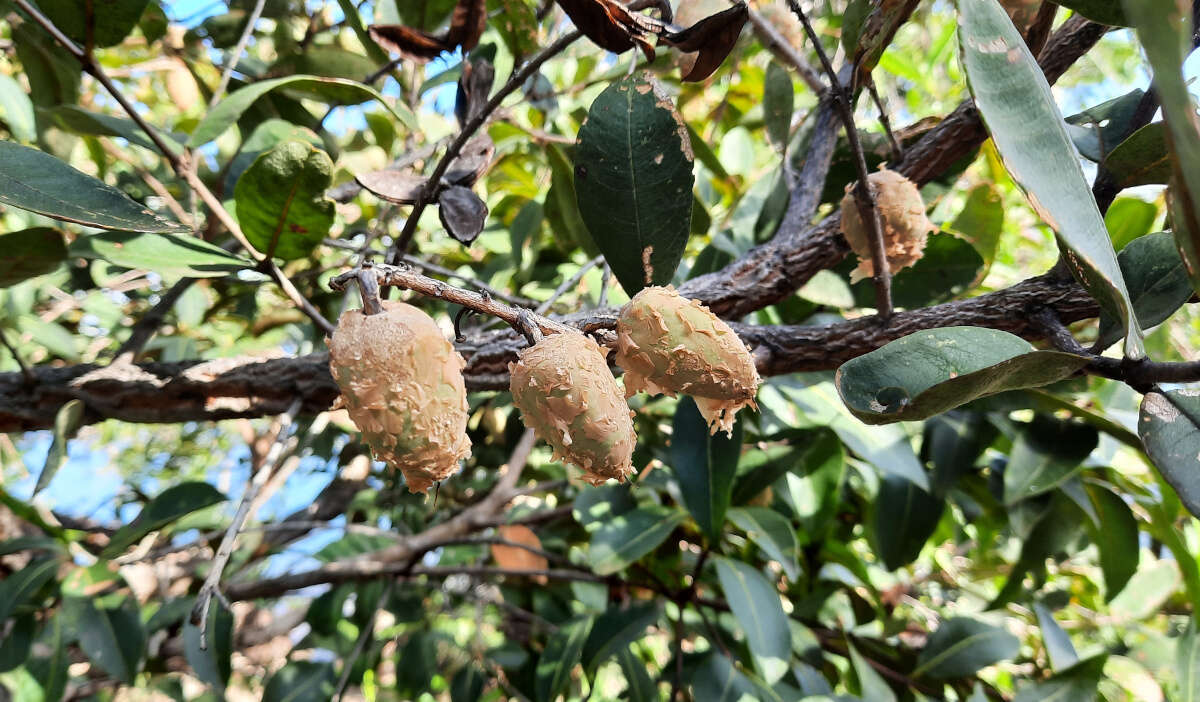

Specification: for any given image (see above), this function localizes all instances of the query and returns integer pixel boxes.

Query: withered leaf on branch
[444,135,496,186]
[455,59,496,127]
[355,170,428,205]
[659,2,748,81]
[444,0,488,52]
[438,185,489,244]
[555,0,662,61]
[368,24,448,61]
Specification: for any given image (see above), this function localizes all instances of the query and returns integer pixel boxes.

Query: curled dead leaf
[445,135,495,186]
[659,2,748,81]
[438,185,489,245]
[456,59,496,128]
[368,24,448,61]
[355,170,428,205]
[444,0,488,52]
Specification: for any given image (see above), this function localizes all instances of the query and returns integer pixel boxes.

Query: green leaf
[923,411,996,495]
[234,140,336,260]
[535,616,593,702]
[189,75,416,147]
[835,327,1089,424]
[544,143,597,254]
[271,46,380,81]
[1097,232,1194,350]
[0,228,67,288]
[873,475,944,570]
[0,613,32,672]
[0,557,58,624]
[1140,389,1200,519]
[947,183,1004,268]
[48,105,180,153]
[1035,603,1079,672]
[336,0,390,65]
[102,482,227,557]
[616,646,658,702]
[263,661,336,702]
[1012,654,1107,702]
[848,641,896,702]
[1177,621,1200,702]
[25,614,68,702]
[669,396,742,543]
[575,72,695,295]
[913,617,1020,679]
[1086,483,1139,600]
[727,507,800,581]
[853,0,921,82]
[764,62,794,150]
[714,557,790,684]
[1003,417,1098,506]
[573,483,637,531]
[184,599,234,694]
[40,0,151,47]
[732,428,840,506]
[1106,197,1160,251]
[64,596,145,684]
[451,665,486,702]
[957,0,1144,358]
[589,506,686,575]
[1066,89,1147,162]
[1052,0,1128,26]
[0,141,188,233]
[490,0,540,59]
[841,0,874,55]
[848,232,985,308]
[582,603,660,675]
[32,399,83,498]
[0,74,36,143]
[692,651,772,702]
[70,231,251,278]
[1102,122,1170,187]
[1109,559,1181,622]
[1122,0,1200,297]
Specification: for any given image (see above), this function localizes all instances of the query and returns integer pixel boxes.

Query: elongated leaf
[0,228,67,287]
[582,603,660,674]
[669,396,742,543]
[70,231,251,278]
[589,506,686,575]
[1110,559,1181,621]
[836,327,1089,424]
[1012,654,1107,702]
[33,399,83,498]
[1087,483,1139,600]
[1103,123,1170,188]
[616,646,658,702]
[874,474,944,570]
[263,661,336,702]
[1003,417,1098,505]
[1053,0,1127,26]
[923,411,996,495]
[714,557,790,684]
[1140,389,1200,518]
[1067,89,1148,162]
[0,74,36,143]
[575,72,694,295]
[0,557,59,623]
[1035,603,1080,671]
[957,0,1144,358]
[948,183,1004,268]
[26,614,68,702]
[189,75,416,146]
[853,0,921,83]
[914,617,1019,678]
[848,641,896,702]
[1177,621,1200,702]
[763,61,793,150]
[727,507,800,581]
[40,0,150,47]
[732,428,840,506]
[235,141,336,260]
[545,143,597,254]
[102,482,227,557]
[1096,232,1195,350]
[536,616,593,702]
[65,596,145,684]
[692,651,768,702]
[0,141,187,233]
[184,599,234,694]
[451,665,486,702]
[48,104,180,152]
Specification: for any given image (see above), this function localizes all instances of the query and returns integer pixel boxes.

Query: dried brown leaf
[438,185,489,245]
[659,2,748,81]
[444,0,489,51]
[368,24,449,60]
[355,170,429,205]
[445,135,495,186]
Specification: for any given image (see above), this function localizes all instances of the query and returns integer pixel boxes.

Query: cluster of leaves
[1,0,1200,701]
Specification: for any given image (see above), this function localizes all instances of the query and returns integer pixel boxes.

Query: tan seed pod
[840,167,935,283]
[509,332,635,485]
[327,300,471,494]
[614,285,760,436]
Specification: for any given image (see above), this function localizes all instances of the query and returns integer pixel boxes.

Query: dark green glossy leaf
[263,661,336,702]
[1035,603,1079,671]
[1140,389,1200,519]
[582,603,660,674]
[836,327,1089,424]
[184,599,234,694]
[0,228,67,288]
[223,118,323,195]
[692,651,769,702]
[849,232,985,308]
[923,411,996,495]
[1096,231,1195,350]
[763,61,793,150]
[65,596,145,684]
[616,646,658,702]
[913,617,1019,678]
[102,482,227,557]
[33,398,83,498]
[1103,122,1170,187]
[0,613,32,672]
[957,0,1144,357]
[1087,484,1139,600]
[873,475,944,570]
[714,557,790,684]
[40,0,151,47]
[573,483,637,531]
[451,664,486,702]
[545,143,597,254]
[1052,0,1127,26]
[0,141,187,233]
[727,507,800,581]
[669,396,742,543]
[70,231,251,278]
[0,557,58,624]
[234,140,336,260]
[189,75,416,146]
[1012,654,1107,702]
[575,72,694,295]
[535,616,593,702]
[1067,89,1146,162]
[589,506,686,575]
[1003,417,1098,506]
[25,614,68,702]
[271,46,380,81]
[848,641,896,702]
[731,428,839,506]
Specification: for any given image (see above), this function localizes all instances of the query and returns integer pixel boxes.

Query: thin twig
[745,4,825,93]
[0,328,34,384]
[388,31,583,260]
[786,0,894,318]
[864,75,902,164]
[190,399,302,647]
[112,279,196,364]
[209,0,266,107]
[537,256,603,314]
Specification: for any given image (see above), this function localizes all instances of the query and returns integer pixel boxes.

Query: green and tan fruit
[509,331,635,485]
[327,300,471,494]
[614,285,760,435]
[840,167,935,283]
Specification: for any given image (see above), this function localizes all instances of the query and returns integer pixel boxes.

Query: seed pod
[509,332,635,485]
[327,300,471,494]
[614,286,760,436]
[840,167,935,283]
